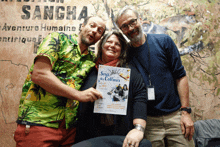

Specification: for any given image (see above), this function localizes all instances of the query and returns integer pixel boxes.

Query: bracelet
[134,124,145,133]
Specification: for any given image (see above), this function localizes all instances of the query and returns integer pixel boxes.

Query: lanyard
[132,34,152,86]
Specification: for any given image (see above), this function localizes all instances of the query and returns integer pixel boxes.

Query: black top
[75,64,147,143]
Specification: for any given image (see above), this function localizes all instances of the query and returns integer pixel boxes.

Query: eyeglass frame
[119,18,138,32]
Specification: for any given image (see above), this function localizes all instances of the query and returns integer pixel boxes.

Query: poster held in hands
[94,65,131,115]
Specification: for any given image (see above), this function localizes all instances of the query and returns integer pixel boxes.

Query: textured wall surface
[0,0,219,146]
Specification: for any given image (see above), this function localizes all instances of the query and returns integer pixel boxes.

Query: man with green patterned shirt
[14,16,106,147]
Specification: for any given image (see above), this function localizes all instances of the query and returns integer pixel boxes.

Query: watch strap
[180,107,191,113]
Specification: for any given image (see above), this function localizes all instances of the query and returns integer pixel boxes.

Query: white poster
[94,65,131,115]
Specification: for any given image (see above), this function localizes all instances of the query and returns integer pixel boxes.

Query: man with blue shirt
[115,6,194,147]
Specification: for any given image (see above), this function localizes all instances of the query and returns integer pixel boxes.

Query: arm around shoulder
[32,56,102,102]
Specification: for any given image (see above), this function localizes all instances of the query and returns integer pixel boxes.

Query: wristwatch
[180,107,191,114]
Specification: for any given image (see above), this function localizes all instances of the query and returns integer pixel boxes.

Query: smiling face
[80,16,106,46]
[101,34,122,64]
[117,10,143,43]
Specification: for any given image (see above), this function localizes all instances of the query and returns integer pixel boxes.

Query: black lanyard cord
[146,34,152,86]
[132,34,152,86]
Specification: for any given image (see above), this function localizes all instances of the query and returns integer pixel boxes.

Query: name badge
[147,85,155,100]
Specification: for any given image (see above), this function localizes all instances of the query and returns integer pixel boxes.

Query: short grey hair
[114,5,140,27]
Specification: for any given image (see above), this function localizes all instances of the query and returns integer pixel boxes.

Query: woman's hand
[122,129,144,147]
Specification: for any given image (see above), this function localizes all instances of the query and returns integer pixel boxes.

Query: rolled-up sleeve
[34,32,60,69]
[165,35,186,80]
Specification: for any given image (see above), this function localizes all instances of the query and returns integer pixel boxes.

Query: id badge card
[147,85,155,100]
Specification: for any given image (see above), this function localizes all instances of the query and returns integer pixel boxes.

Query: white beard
[129,25,144,44]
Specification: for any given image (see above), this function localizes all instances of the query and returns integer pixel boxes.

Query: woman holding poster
[75,30,151,147]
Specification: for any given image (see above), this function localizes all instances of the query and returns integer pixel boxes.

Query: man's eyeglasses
[120,19,137,32]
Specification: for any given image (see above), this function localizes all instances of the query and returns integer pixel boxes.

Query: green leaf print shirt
[17,32,96,129]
